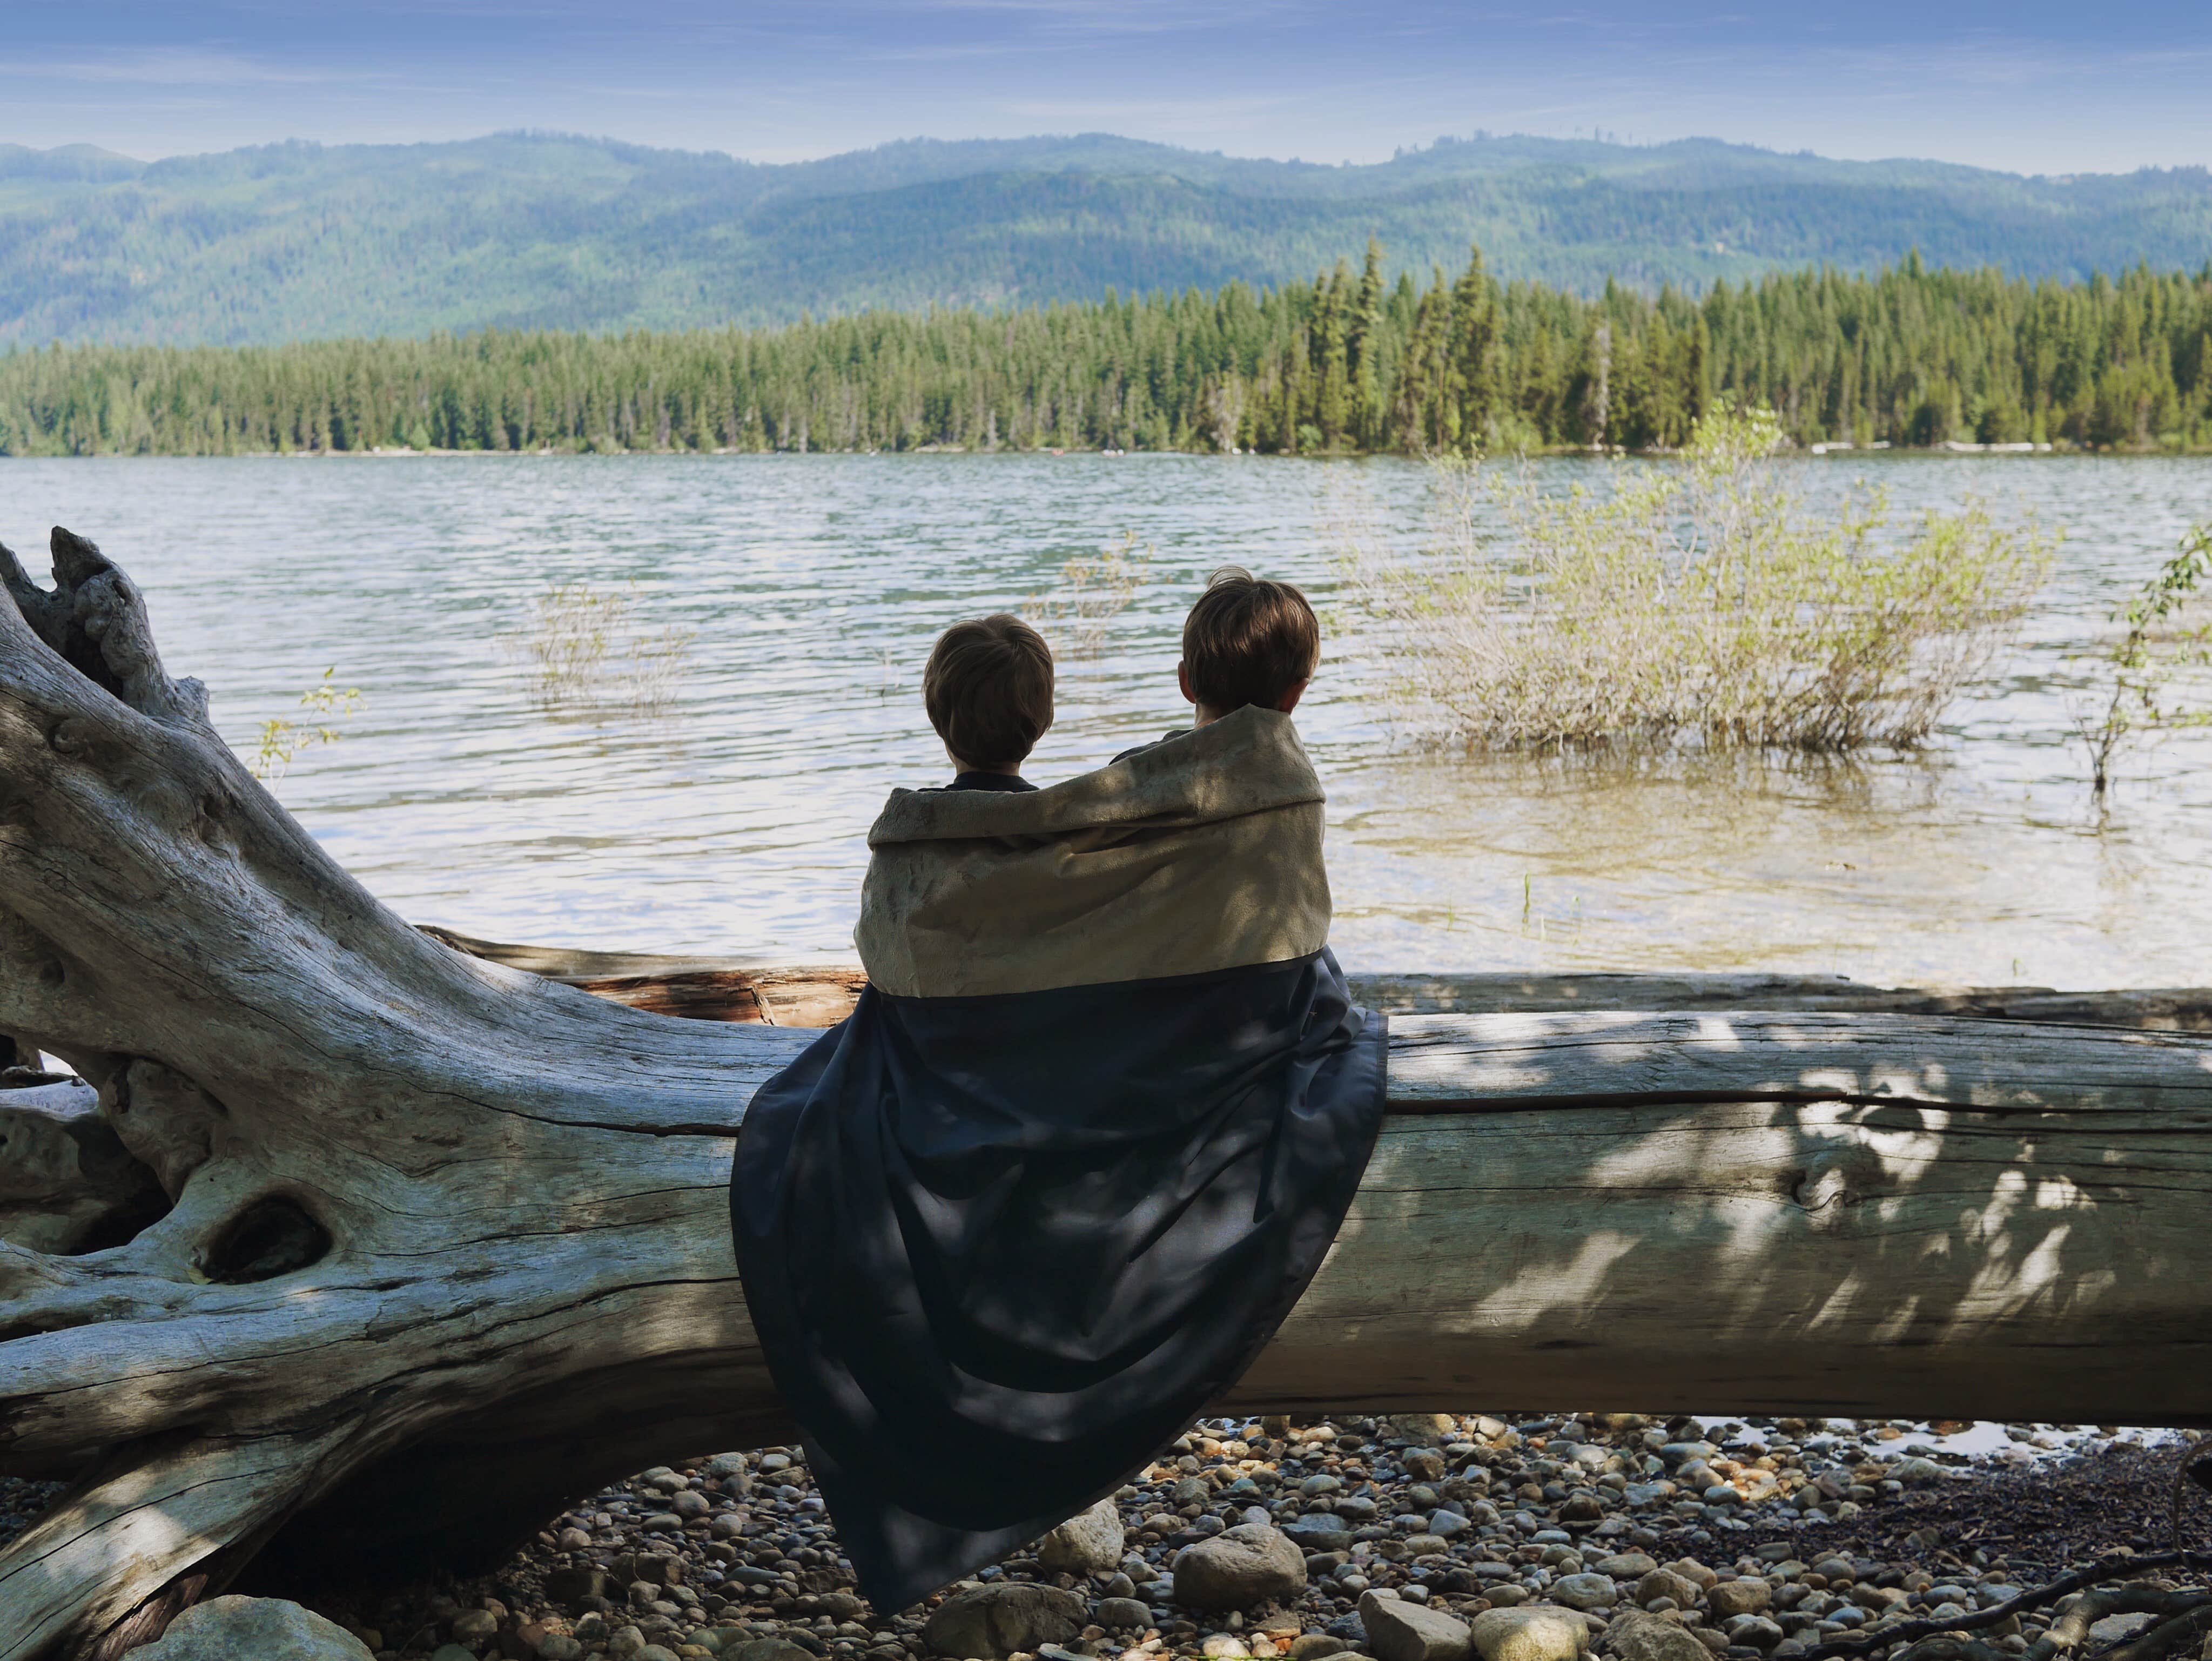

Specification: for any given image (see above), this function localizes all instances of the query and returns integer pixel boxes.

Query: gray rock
[924,1583,1088,1659]
[727,1643,823,1661]
[1095,1597,1153,1630]
[539,1639,586,1661]
[1428,1510,1473,1539]
[1888,1458,1948,1487]
[129,1597,375,1660]
[431,1649,476,1661]
[1292,1639,1353,1660]
[1552,1575,1618,1612]
[1284,1519,1354,1554]
[1604,1612,1710,1661]
[638,1647,682,1661]
[1040,1498,1127,1576]
[1360,1590,1473,1661]
[1662,1562,1717,1593]
[1707,1581,1771,1620]
[1594,1555,1657,1579]
[1469,1607,1588,1661]
[1173,1523,1307,1611]
[1637,1575,1698,1619]
[1724,1618,1784,1652]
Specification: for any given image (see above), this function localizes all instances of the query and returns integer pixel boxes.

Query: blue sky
[3,1,2208,176]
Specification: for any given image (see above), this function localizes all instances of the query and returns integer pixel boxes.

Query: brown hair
[1181,566,1320,714]
[923,614,1055,770]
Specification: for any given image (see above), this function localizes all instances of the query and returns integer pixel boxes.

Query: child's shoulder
[1111,728,1191,765]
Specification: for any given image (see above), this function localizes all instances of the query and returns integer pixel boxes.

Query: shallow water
[10,450,2211,986]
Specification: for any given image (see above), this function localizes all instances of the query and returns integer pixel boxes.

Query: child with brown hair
[919,613,1054,791]
[1176,563,1319,724]
[1117,564,1319,759]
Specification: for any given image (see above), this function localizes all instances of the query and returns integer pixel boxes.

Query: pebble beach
[190,1411,2202,1661]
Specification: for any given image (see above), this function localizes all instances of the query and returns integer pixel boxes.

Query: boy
[920,613,1053,792]
[1118,564,1317,759]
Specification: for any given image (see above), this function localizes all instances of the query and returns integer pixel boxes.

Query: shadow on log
[3,528,2212,1656]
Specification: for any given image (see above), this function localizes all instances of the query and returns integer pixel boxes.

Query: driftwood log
[4,528,2212,1658]
[422,926,2212,1034]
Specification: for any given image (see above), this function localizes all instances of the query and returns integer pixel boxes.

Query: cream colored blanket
[857,705,1331,997]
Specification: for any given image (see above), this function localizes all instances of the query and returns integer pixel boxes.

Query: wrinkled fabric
[859,707,1330,997]
[730,707,1386,1612]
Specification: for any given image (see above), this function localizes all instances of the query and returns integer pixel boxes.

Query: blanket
[730,707,1388,1613]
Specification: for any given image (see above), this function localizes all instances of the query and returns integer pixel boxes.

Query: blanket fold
[731,708,1388,1613]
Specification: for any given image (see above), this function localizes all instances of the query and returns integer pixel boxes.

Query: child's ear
[1275,679,1309,715]
[1178,660,1196,706]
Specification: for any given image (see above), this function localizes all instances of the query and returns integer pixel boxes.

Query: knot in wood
[48,716,99,758]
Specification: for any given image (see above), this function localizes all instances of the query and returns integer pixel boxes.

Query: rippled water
[10,451,2212,987]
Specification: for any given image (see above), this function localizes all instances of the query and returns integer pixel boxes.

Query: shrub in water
[1346,406,2052,750]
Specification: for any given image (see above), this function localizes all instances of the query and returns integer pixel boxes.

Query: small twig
[2169,1441,2212,1553]
[1803,1553,2212,1661]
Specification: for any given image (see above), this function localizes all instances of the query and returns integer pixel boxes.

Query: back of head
[1181,566,1320,714]
[923,614,1055,770]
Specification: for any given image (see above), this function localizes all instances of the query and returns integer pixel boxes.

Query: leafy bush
[1345,406,2052,750]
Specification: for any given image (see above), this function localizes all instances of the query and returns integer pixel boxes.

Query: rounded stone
[923,1582,1087,1659]
[126,1597,375,1661]
[1096,1597,1153,1630]
[1040,1498,1128,1576]
[1707,1579,1772,1620]
[1468,1608,1588,1661]
[1173,1523,1308,1611]
[1551,1575,1617,1612]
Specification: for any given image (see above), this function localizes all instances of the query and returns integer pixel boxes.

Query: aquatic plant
[1342,405,2052,750]
[1021,533,1153,660]
[2073,524,2212,799]
[509,581,696,716]
[251,667,364,781]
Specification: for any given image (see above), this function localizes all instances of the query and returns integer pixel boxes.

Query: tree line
[4,243,2209,458]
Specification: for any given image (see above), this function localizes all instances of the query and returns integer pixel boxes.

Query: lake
[10,450,2212,988]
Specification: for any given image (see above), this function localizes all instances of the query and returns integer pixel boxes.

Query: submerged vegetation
[6,246,2212,457]
[1022,534,1153,660]
[1343,406,2053,751]
[507,583,696,717]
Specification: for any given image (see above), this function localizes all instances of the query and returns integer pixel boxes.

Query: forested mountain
[8,247,2204,456]
[1,131,2209,345]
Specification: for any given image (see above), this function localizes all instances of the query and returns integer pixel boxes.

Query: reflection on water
[5,451,2210,987]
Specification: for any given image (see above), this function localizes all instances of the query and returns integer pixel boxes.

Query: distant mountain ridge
[1,130,2208,345]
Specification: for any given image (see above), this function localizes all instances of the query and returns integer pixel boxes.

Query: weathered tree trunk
[4,529,2212,1658]
[425,926,2212,1034]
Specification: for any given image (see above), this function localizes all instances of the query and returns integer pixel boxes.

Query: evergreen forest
[5,244,2210,458]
